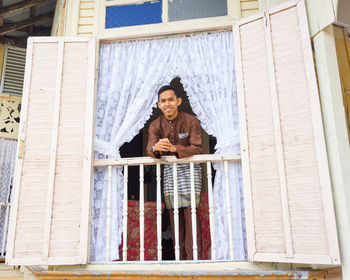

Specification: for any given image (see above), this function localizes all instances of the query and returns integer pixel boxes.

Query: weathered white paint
[173,163,180,261]
[313,24,350,279]
[123,165,128,261]
[190,162,198,261]
[156,163,162,261]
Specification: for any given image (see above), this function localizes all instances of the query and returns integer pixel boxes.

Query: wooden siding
[333,25,350,145]
[241,0,259,17]
[6,37,96,266]
[78,0,95,36]
[234,0,340,264]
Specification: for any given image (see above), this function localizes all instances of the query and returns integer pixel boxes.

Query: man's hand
[154,138,177,153]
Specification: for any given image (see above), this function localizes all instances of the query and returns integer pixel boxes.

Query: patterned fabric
[118,200,164,261]
[163,163,201,209]
[117,194,211,261]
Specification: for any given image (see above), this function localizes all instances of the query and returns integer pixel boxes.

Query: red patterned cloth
[118,193,211,261]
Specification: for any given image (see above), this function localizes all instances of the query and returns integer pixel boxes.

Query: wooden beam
[29,6,35,34]
[0,11,54,36]
[0,36,27,46]
[0,0,55,17]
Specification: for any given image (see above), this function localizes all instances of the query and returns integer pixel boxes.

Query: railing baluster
[156,163,162,261]
[123,165,128,261]
[190,162,198,260]
[173,163,180,261]
[207,161,216,260]
[0,205,4,257]
[139,164,145,261]
[2,204,10,257]
[105,165,112,262]
[224,161,235,259]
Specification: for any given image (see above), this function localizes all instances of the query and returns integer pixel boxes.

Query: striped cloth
[163,163,202,209]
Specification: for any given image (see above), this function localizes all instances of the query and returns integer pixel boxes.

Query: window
[0,46,26,96]
[5,1,340,267]
[104,0,230,30]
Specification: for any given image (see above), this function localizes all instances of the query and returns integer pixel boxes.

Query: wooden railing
[0,202,10,257]
[94,154,241,262]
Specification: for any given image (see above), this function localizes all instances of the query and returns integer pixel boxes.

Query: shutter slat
[234,0,340,265]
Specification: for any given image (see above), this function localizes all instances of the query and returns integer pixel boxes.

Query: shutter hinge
[18,140,24,159]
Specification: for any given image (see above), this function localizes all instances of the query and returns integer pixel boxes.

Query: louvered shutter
[6,37,96,265]
[234,0,340,264]
[1,46,26,95]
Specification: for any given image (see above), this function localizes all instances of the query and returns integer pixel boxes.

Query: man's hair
[157,85,179,99]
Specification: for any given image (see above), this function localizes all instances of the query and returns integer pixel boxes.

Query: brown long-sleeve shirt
[147,111,203,159]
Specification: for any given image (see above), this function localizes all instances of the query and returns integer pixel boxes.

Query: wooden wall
[78,0,95,37]
[334,25,350,144]
[240,0,259,17]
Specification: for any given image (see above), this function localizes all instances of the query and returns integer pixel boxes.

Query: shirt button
[172,140,174,142]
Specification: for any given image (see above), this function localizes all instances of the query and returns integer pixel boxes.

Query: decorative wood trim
[263,10,293,258]
[224,160,235,259]
[232,22,256,260]
[5,38,34,264]
[42,39,64,261]
[296,0,340,265]
[122,165,128,261]
[156,163,162,261]
[190,162,198,260]
[139,164,145,261]
[173,163,180,261]
[94,154,241,167]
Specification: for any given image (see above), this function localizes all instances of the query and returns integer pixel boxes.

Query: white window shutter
[6,37,96,265]
[234,0,340,265]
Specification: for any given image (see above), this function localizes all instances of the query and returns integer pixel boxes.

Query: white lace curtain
[91,31,247,261]
[0,138,17,253]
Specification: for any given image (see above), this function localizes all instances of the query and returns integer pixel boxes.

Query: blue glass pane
[106,1,162,28]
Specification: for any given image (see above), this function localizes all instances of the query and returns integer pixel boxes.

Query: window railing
[94,153,240,262]
[0,202,11,258]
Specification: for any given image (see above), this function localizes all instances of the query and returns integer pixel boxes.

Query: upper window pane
[168,0,227,21]
[106,1,162,28]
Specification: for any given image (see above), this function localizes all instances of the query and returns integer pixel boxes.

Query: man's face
[157,89,182,120]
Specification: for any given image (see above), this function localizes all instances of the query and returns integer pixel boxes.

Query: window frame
[98,0,241,40]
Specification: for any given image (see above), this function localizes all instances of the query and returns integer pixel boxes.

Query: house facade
[0,0,349,279]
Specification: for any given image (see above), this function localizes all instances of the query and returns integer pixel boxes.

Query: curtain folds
[0,138,17,253]
[91,31,247,262]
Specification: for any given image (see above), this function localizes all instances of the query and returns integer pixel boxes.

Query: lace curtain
[91,31,247,261]
[0,138,17,253]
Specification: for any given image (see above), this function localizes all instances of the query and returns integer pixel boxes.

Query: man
[147,85,203,260]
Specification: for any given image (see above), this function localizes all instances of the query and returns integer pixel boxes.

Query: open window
[6,0,340,266]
